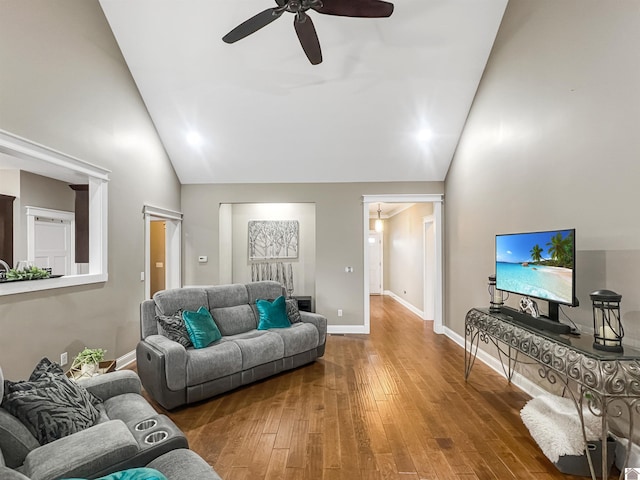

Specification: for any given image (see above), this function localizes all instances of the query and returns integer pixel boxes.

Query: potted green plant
[71,347,107,377]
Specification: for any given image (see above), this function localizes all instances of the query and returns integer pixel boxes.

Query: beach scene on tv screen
[496,229,574,304]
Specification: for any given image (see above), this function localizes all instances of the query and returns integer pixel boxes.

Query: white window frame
[0,129,109,296]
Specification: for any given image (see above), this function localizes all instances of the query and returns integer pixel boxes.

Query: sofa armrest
[147,449,222,480]
[0,466,30,480]
[300,311,327,346]
[21,420,138,480]
[139,335,187,391]
[77,370,142,401]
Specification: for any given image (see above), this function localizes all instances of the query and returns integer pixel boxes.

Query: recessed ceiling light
[416,128,433,143]
[186,131,203,147]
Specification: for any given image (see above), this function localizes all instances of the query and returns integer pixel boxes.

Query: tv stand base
[499,306,571,334]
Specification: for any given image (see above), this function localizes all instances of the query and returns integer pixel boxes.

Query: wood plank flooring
[139,295,616,479]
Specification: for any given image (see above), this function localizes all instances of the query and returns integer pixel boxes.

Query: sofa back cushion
[211,305,257,336]
[154,288,209,316]
[245,281,285,304]
[205,284,249,308]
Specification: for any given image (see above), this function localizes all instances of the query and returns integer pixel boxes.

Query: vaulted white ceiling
[99,0,507,184]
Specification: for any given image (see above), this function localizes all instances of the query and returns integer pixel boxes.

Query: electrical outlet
[338,309,343,317]
[60,352,68,366]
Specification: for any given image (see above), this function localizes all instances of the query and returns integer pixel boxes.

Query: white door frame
[143,205,182,299]
[25,206,76,275]
[362,194,444,334]
[423,215,436,324]
[368,229,383,295]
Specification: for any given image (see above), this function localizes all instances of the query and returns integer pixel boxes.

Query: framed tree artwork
[248,220,299,260]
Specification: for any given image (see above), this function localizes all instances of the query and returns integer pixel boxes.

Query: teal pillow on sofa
[256,296,291,330]
[63,467,168,480]
[182,306,222,348]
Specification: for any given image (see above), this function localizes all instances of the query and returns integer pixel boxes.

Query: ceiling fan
[222,0,394,65]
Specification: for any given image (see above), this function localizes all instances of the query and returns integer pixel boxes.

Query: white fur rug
[520,394,602,463]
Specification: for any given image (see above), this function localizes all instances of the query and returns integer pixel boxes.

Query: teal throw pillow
[62,467,168,480]
[182,306,222,348]
[256,295,291,330]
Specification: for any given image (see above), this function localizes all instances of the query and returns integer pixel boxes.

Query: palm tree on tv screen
[546,232,573,268]
[530,244,544,263]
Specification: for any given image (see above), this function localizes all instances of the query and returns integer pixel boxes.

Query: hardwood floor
[140,295,612,479]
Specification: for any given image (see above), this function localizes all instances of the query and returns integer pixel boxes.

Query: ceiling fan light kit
[222,0,394,65]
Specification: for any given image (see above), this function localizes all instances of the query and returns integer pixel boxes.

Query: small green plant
[71,347,106,368]
[6,266,51,280]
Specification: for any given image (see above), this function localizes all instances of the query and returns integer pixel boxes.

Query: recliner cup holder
[144,430,168,445]
[134,419,158,431]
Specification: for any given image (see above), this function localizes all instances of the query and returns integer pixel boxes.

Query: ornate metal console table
[465,307,640,480]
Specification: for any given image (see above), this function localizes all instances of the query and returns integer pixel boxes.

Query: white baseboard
[383,290,425,319]
[444,327,548,399]
[116,350,136,370]
[328,325,370,334]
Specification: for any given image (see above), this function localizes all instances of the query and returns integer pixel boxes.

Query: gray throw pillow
[286,299,302,324]
[157,311,193,348]
[2,358,102,445]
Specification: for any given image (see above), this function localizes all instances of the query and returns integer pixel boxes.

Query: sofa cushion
[21,420,138,480]
[206,283,249,308]
[3,358,101,445]
[256,296,290,330]
[245,281,284,304]
[61,467,167,480]
[146,449,222,480]
[269,322,319,356]
[153,288,208,316]
[156,311,192,348]
[185,342,242,387]
[211,304,257,336]
[183,307,222,348]
[232,332,285,369]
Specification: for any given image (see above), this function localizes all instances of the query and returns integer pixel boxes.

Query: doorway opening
[143,205,182,299]
[362,194,444,335]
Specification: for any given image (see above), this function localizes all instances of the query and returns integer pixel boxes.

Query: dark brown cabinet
[69,185,89,263]
[0,194,16,267]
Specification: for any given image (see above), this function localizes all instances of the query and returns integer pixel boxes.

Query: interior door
[369,231,382,295]
[150,220,166,297]
[34,218,71,275]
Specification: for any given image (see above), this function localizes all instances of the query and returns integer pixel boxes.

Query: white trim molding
[0,130,110,296]
[143,205,183,298]
[444,327,548,399]
[362,194,444,335]
[328,325,370,335]
[384,290,424,319]
[115,350,137,370]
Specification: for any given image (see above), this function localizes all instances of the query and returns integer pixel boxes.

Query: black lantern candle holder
[488,275,503,313]
[591,289,623,353]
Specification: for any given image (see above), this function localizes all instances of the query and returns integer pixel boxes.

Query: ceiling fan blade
[313,0,394,18]
[222,8,284,44]
[294,12,322,65]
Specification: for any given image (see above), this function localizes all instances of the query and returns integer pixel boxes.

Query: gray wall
[445,0,640,350]
[16,171,76,263]
[182,182,443,328]
[0,0,181,378]
[227,203,316,297]
[384,203,434,311]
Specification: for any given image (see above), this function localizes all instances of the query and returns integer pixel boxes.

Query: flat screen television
[496,228,576,326]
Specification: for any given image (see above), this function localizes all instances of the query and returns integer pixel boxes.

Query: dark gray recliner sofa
[137,281,327,410]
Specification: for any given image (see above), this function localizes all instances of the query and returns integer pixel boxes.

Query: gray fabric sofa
[0,366,221,480]
[138,281,327,410]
